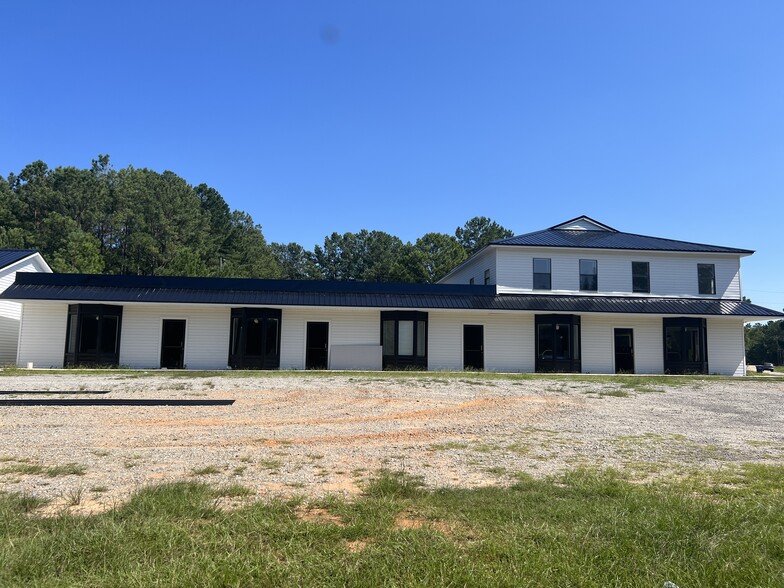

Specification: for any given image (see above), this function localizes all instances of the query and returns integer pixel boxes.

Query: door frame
[462,323,485,371]
[159,317,188,369]
[305,320,330,370]
[612,326,634,374]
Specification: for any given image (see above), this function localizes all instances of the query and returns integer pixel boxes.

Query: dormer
[548,216,618,232]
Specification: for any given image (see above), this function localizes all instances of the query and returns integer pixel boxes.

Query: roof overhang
[3,273,781,319]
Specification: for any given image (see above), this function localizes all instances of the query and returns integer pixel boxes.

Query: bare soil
[1,372,782,515]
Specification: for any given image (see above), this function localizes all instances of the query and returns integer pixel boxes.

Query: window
[579,259,598,291]
[228,308,282,369]
[469,277,475,285]
[632,261,650,293]
[663,317,708,374]
[533,258,551,290]
[64,304,123,367]
[698,264,715,295]
[381,311,427,369]
[535,315,581,372]
[484,269,491,285]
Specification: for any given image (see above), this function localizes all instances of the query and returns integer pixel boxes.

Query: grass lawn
[1,466,782,587]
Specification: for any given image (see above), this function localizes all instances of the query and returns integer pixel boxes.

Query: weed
[0,462,86,477]
[259,459,283,471]
[65,486,84,506]
[191,465,222,476]
[430,442,469,451]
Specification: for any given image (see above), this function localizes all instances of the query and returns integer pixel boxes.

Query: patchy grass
[0,466,782,586]
[0,367,774,388]
[0,461,86,478]
[259,459,283,471]
[191,465,223,476]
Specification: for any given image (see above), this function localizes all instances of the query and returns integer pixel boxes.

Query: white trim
[0,252,53,274]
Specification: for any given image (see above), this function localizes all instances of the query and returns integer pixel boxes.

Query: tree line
[745,320,784,365]
[0,156,513,283]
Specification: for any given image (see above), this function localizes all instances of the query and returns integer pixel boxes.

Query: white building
[0,250,51,365]
[2,217,781,375]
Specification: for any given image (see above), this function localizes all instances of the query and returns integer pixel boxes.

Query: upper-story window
[698,264,716,295]
[533,258,551,290]
[632,261,650,293]
[579,259,598,291]
[484,269,490,285]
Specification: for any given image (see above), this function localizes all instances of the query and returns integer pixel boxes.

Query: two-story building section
[2,216,781,375]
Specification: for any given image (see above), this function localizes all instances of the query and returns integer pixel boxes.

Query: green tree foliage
[3,157,515,284]
[313,230,405,282]
[745,320,784,365]
[270,242,323,280]
[394,233,467,283]
[2,156,279,278]
[455,216,514,256]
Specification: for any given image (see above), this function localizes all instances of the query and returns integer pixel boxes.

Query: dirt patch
[1,373,782,510]
[296,506,345,526]
[345,539,371,552]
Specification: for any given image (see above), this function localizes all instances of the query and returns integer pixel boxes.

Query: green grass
[191,465,223,476]
[0,466,782,586]
[1,367,778,387]
[0,462,86,477]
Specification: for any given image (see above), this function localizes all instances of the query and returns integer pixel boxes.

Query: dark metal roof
[493,228,754,254]
[548,215,619,232]
[0,249,38,269]
[2,273,781,318]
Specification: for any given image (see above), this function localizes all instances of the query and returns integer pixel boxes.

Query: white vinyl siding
[17,301,69,368]
[120,305,230,369]
[707,317,746,376]
[0,257,51,365]
[439,249,497,286]
[428,311,534,372]
[496,248,741,299]
[580,315,663,374]
[280,307,380,369]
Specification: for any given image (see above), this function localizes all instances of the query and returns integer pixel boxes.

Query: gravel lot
[1,372,783,514]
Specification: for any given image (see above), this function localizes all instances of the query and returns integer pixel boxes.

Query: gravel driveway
[1,372,782,514]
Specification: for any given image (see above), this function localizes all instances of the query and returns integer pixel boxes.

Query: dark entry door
[463,325,484,370]
[161,320,186,369]
[614,328,634,374]
[306,322,329,369]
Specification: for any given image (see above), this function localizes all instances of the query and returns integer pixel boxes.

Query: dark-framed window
[381,311,427,370]
[469,277,475,285]
[632,261,650,293]
[228,308,282,369]
[663,317,708,374]
[533,258,551,290]
[484,269,491,285]
[535,314,581,373]
[698,264,715,295]
[579,259,597,291]
[64,304,123,367]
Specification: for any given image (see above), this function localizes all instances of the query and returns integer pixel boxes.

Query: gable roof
[493,216,753,254]
[0,249,41,270]
[2,272,781,319]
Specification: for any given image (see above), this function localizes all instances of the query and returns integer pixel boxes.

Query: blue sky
[1,1,782,311]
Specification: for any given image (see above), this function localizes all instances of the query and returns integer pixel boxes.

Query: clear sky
[1,1,782,311]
